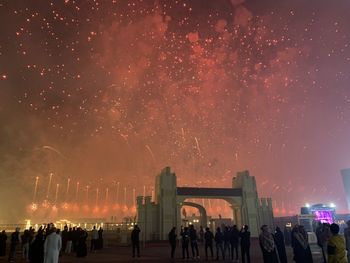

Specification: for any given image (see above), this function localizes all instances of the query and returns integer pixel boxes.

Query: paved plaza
[0,239,324,263]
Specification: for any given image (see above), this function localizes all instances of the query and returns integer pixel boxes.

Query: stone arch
[137,167,274,240]
[180,201,208,227]
[177,196,243,227]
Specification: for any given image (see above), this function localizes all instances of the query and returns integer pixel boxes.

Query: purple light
[314,210,333,224]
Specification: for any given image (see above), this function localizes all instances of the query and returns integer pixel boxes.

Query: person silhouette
[0,230,7,257]
[240,225,251,263]
[181,227,190,259]
[189,225,199,258]
[204,227,214,259]
[168,227,177,258]
[275,226,287,263]
[131,225,141,257]
[215,227,225,260]
[230,225,239,260]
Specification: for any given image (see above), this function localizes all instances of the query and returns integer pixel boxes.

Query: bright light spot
[330,203,336,208]
[25,219,31,230]
[305,203,310,208]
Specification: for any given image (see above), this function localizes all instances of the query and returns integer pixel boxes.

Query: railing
[0,222,135,232]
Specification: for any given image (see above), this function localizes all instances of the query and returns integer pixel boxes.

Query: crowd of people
[0,223,104,262]
[316,221,350,263]
[2,221,350,262]
[166,224,251,262]
[164,222,350,262]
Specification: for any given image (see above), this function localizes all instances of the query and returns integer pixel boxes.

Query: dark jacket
[230,228,239,244]
[131,228,140,243]
[168,230,177,245]
[189,229,197,242]
[204,231,214,245]
[215,231,224,244]
[240,230,251,247]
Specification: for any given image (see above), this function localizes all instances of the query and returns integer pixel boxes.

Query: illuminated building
[299,203,336,232]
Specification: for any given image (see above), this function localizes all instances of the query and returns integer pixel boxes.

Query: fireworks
[26,176,142,221]
[1,0,350,221]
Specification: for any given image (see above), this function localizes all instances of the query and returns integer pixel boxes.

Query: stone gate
[137,167,274,240]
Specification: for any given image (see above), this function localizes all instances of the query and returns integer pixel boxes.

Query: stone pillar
[232,206,237,224]
[155,167,177,240]
[266,198,274,230]
[176,200,182,236]
[232,171,260,237]
[136,196,146,241]
[233,206,243,227]
[258,197,274,231]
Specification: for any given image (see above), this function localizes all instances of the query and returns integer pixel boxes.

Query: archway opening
[180,198,239,232]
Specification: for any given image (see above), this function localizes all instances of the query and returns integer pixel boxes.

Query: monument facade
[137,167,274,240]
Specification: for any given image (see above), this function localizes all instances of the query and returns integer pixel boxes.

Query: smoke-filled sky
[1,0,350,221]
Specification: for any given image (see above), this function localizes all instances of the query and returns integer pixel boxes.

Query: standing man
[240,225,251,263]
[131,225,141,257]
[215,227,225,260]
[8,227,20,262]
[0,230,7,257]
[344,220,350,263]
[44,227,62,263]
[230,225,240,261]
[199,226,204,243]
[204,227,214,260]
[316,222,327,263]
[21,230,30,261]
[97,227,103,249]
[181,227,190,259]
[223,226,231,258]
[65,228,73,254]
[90,226,98,252]
[61,226,68,253]
[189,225,199,258]
[168,227,177,258]
[328,223,347,263]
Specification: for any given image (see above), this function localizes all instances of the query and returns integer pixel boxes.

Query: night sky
[1,0,350,221]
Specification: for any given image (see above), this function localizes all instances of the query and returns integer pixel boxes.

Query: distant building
[297,203,335,233]
[137,167,274,240]
[341,168,350,211]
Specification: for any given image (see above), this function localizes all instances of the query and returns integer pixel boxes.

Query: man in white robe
[44,228,62,263]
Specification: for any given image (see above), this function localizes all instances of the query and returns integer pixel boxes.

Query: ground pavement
[0,239,324,263]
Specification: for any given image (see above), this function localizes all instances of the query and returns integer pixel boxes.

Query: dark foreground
[0,239,324,263]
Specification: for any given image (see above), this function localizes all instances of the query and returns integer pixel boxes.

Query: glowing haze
[1,0,350,222]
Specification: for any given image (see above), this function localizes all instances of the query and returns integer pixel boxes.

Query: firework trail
[145,145,156,162]
[42,145,66,158]
[194,137,201,156]
[33,176,39,203]
[181,128,185,141]
[46,173,53,199]
[54,184,59,204]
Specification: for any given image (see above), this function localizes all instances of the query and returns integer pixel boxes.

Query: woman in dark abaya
[275,227,288,263]
[97,227,103,249]
[259,225,279,263]
[0,230,7,257]
[76,228,88,258]
[29,228,45,263]
[292,225,313,263]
